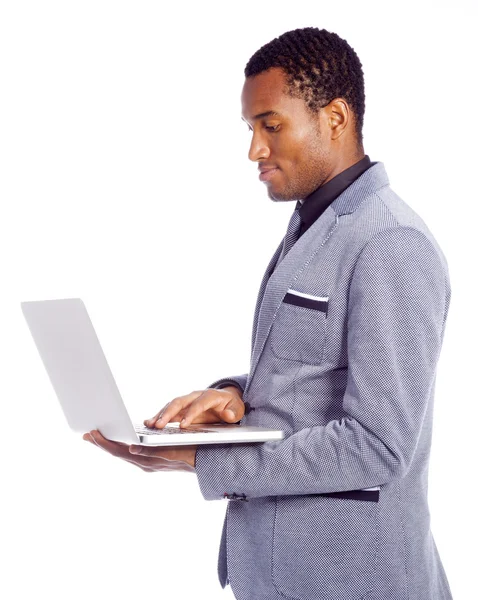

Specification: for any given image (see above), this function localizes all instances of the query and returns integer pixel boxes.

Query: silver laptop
[20,298,284,446]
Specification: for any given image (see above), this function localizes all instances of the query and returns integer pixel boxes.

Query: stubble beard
[267,129,329,203]
[267,159,328,203]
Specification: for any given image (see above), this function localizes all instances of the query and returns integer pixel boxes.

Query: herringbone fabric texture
[195,162,454,600]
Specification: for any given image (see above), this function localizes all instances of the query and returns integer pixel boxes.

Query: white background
[0,1,475,598]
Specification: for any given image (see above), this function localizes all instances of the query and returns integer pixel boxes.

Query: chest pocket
[270,288,328,365]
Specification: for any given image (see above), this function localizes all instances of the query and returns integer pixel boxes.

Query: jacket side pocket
[272,494,379,600]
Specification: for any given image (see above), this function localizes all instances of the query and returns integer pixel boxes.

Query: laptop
[20,298,284,446]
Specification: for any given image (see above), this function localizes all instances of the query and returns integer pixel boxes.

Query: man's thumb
[224,408,236,420]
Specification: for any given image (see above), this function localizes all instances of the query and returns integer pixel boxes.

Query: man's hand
[83,430,197,473]
[82,387,245,473]
[144,386,245,429]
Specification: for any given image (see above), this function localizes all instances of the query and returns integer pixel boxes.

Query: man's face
[241,67,332,202]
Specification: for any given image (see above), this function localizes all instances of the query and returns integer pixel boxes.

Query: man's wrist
[181,446,197,472]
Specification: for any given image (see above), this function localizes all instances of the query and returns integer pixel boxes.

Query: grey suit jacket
[194,162,454,600]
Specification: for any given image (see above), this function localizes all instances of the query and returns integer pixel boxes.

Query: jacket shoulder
[347,186,450,276]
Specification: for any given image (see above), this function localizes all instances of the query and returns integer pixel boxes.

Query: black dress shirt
[295,155,375,238]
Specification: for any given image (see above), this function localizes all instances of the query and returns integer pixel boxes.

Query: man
[84,27,454,600]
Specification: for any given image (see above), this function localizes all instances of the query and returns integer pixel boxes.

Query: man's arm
[194,227,451,500]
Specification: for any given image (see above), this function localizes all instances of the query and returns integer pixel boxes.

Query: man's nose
[248,131,270,162]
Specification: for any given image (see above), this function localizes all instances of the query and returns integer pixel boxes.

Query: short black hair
[244,27,365,148]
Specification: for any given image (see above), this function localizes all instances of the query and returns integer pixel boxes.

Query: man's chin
[267,186,294,202]
[268,190,298,203]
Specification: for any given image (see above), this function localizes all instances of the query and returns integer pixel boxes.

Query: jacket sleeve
[207,374,248,395]
[194,227,451,501]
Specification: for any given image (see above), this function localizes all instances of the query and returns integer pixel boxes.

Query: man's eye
[245,124,280,132]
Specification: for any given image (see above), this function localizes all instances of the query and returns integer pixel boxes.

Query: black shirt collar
[295,155,374,237]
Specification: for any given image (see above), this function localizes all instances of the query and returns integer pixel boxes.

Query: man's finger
[129,444,176,461]
[89,430,136,457]
[88,430,121,455]
[144,401,174,427]
[145,399,185,427]
[130,444,152,455]
[222,404,240,422]
[150,392,203,428]
[180,391,229,427]
[86,430,165,466]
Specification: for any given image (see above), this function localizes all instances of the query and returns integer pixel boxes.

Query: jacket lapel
[249,239,283,358]
[246,205,339,391]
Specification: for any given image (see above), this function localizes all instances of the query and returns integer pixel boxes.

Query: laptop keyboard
[134,424,212,435]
